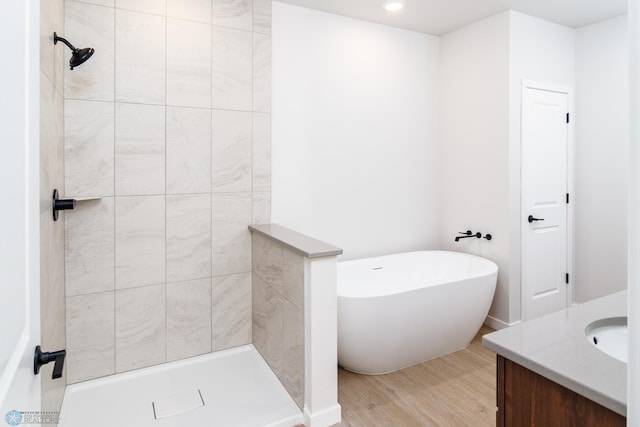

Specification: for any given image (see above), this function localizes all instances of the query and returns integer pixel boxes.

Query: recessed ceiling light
[383,0,406,12]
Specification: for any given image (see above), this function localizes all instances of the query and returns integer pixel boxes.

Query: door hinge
[566,273,569,284]
[566,193,569,204]
[566,113,570,123]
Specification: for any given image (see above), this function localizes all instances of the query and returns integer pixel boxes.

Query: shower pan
[58,345,303,427]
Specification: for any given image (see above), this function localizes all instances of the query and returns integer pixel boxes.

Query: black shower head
[70,47,95,70]
[53,32,94,70]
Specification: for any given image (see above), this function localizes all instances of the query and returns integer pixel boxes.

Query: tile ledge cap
[249,223,343,258]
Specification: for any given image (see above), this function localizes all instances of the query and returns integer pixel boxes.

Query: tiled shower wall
[63,0,271,383]
[40,0,66,416]
[252,232,304,409]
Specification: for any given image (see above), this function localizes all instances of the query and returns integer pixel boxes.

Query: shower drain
[152,389,204,420]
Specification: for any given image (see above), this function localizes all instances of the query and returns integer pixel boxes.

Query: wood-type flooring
[336,326,497,427]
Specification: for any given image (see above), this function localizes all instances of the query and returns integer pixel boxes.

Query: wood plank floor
[336,326,497,427]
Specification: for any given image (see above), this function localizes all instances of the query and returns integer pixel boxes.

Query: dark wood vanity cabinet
[496,355,625,427]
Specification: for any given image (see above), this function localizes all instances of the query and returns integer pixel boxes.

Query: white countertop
[483,290,627,416]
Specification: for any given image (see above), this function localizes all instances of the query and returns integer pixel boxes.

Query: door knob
[528,215,544,223]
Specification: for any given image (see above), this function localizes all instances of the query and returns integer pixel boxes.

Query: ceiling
[275,0,628,35]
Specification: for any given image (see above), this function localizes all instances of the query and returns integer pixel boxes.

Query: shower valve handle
[34,346,66,379]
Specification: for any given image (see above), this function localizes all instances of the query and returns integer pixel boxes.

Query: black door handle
[528,215,544,223]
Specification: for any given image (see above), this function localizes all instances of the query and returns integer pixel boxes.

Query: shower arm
[53,32,78,52]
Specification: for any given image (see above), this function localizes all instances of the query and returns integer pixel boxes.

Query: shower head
[53,32,95,70]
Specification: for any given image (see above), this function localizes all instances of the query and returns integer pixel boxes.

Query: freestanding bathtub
[337,250,498,374]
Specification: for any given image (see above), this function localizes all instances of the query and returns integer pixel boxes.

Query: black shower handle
[34,346,66,379]
[52,189,76,221]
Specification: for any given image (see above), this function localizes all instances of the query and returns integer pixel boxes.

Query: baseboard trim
[484,315,521,330]
[303,404,341,427]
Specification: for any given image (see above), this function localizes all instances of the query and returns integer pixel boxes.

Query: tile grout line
[112,4,117,377]
[210,0,215,355]
[164,0,168,365]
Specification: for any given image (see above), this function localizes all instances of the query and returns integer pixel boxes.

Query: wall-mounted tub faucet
[455,231,481,242]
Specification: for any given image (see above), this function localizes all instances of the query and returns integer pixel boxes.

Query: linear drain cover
[152,389,204,419]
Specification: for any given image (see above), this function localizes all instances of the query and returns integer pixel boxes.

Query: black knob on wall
[34,346,66,380]
[52,189,76,221]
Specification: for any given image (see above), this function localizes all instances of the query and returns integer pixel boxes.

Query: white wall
[440,11,575,325]
[271,2,440,260]
[508,12,575,322]
[574,15,628,303]
[439,12,512,324]
[273,3,624,324]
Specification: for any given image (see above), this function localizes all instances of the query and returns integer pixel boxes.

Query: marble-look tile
[212,109,252,192]
[167,0,211,24]
[52,0,66,92]
[40,72,64,216]
[283,301,304,409]
[40,69,66,409]
[65,198,115,296]
[253,0,271,34]
[115,196,165,289]
[252,192,270,224]
[212,193,252,276]
[115,285,166,372]
[264,285,285,376]
[282,246,304,310]
[211,0,251,31]
[40,209,65,369]
[252,232,283,291]
[167,18,211,108]
[252,273,267,355]
[64,99,114,197]
[40,0,65,90]
[167,279,212,361]
[74,0,115,6]
[253,33,271,112]
[211,273,251,351]
[115,103,165,196]
[166,194,212,282]
[212,26,252,111]
[166,106,212,194]
[115,9,165,104]
[41,372,65,422]
[115,0,165,15]
[40,1,65,406]
[66,292,115,383]
[65,1,115,101]
[252,112,270,191]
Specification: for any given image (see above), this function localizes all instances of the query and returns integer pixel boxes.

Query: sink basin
[585,317,627,363]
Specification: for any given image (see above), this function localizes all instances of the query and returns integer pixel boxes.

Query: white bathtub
[337,250,498,374]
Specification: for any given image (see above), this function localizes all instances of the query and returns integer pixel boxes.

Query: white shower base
[58,345,303,427]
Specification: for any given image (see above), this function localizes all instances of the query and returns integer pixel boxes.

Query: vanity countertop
[483,290,627,416]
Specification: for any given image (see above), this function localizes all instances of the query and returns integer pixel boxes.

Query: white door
[521,83,570,321]
[0,0,41,421]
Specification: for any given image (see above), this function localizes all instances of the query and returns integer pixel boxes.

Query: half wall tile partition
[250,224,342,426]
